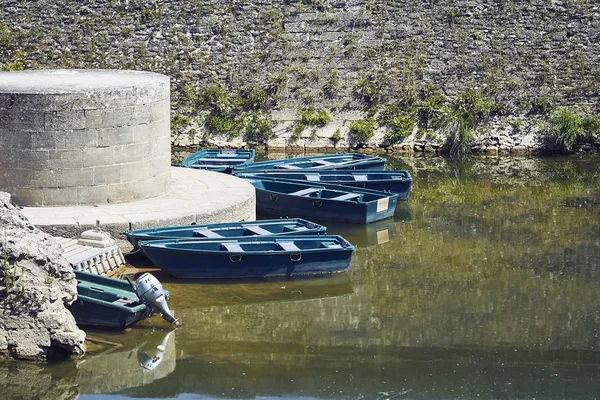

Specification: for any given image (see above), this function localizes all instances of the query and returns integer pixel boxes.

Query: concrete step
[57,236,125,275]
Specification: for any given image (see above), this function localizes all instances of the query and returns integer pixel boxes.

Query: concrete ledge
[21,167,256,245]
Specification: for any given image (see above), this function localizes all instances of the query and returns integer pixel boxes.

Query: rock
[0,192,86,361]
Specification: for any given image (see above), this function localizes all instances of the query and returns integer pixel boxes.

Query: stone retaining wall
[0,1,598,152]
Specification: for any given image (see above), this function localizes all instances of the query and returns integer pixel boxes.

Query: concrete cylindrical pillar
[0,69,171,206]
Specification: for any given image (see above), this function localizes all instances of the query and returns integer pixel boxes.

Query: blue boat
[234,170,412,200]
[232,153,385,172]
[139,235,354,279]
[68,270,155,329]
[123,218,326,252]
[246,178,398,224]
[180,148,255,173]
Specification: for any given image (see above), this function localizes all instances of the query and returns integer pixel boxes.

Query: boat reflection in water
[154,270,354,310]
[255,201,410,249]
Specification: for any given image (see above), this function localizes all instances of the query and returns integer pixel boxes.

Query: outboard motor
[131,273,179,325]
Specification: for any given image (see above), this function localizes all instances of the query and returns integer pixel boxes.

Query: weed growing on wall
[0,24,10,46]
[353,77,380,107]
[245,112,275,144]
[196,82,281,142]
[292,107,332,141]
[440,112,476,157]
[546,108,583,153]
[322,68,339,99]
[349,118,375,145]
[531,95,556,115]
[418,92,446,129]
[582,114,600,137]
[377,105,415,144]
[331,128,343,147]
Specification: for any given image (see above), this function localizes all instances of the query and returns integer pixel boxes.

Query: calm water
[2,154,600,400]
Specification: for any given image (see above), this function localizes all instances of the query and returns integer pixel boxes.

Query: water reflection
[323,218,398,247]
[76,328,176,394]
[137,330,175,371]
[5,155,600,399]
[152,271,354,309]
[0,328,177,399]
[101,349,600,400]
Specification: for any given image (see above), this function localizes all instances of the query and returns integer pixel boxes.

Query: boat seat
[113,298,137,306]
[353,175,368,181]
[331,192,362,201]
[195,158,231,162]
[287,225,308,231]
[322,242,342,249]
[217,150,236,156]
[305,175,321,181]
[289,187,321,196]
[222,243,244,252]
[278,242,300,251]
[246,225,272,235]
[312,159,334,165]
[275,164,301,169]
[193,228,223,238]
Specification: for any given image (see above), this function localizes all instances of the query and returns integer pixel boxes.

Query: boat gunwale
[232,153,386,172]
[181,148,256,169]
[248,179,400,203]
[234,170,413,183]
[139,235,354,253]
[122,218,326,236]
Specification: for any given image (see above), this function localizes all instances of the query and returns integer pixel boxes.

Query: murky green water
[3,155,600,400]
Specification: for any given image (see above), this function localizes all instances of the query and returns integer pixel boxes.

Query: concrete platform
[21,167,256,248]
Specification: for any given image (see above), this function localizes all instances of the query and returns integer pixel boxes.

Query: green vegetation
[349,118,375,145]
[546,108,583,153]
[352,77,380,106]
[0,24,10,46]
[171,113,191,136]
[292,107,332,140]
[204,113,246,140]
[196,82,280,142]
[582,114,600,137]
[331,128,343,147]
[262,8,285,40]
[418,92,446,129]
[322,68,339,98]
[440,112,476,157]
[447,8,460,27]
[531,95,555,115]
[245,112,275,144]
[3,49,25,71]
[377,105,414,144]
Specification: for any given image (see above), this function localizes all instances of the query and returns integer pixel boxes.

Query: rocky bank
[0,192,85,360]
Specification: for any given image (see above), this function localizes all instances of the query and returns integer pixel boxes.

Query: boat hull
[140,235,354,279]
[248,180,398,224]
[68,295,149,330]
[68,271,151,330]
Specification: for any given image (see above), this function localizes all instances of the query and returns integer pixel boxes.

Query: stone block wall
[0,0,598,150]
[0,70,171,206]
